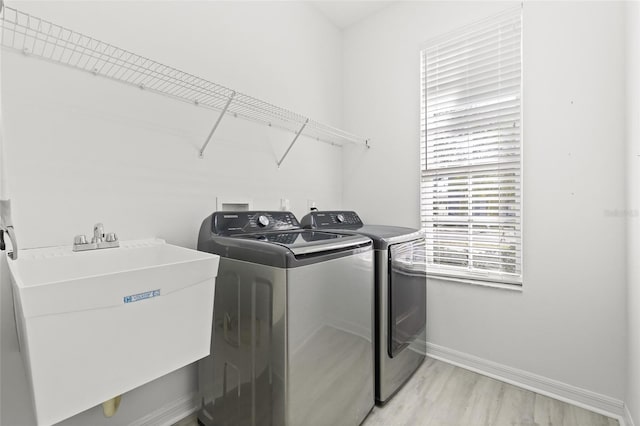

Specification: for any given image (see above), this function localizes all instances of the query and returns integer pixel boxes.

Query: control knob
[336,214,345,223]
[257,215,270,227]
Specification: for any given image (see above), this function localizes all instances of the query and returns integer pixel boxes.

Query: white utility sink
[7,239,219,426]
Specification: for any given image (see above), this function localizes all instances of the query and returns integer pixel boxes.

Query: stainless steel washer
[197,211,375,426]
[301,211,426,404]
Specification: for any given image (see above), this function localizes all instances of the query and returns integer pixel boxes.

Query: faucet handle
[73,234,96,252]
[106,232,118,243]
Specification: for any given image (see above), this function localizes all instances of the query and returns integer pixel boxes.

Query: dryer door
[388,239,427,358]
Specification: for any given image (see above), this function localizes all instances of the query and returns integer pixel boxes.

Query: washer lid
[234,230,371,256]
[198,212,373,268]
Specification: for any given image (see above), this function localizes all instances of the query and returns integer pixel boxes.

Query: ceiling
[308,1,394,29]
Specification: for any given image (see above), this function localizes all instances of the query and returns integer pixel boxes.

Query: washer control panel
[212,211,300,235]
[300,211,363,229]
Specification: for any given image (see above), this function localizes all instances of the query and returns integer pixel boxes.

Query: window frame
[419,7,524,287]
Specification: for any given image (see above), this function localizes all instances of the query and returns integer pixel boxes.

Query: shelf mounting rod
[199,91,236,158]
[277,118,309,168]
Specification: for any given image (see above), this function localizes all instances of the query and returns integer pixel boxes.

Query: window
[420,8,522,286]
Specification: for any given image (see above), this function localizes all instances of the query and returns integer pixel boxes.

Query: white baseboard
[426,342,626,423]
[626,404,637,426]
[129,392,200,426]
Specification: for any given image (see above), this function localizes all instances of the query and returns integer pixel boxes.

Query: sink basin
[7,238,219,426]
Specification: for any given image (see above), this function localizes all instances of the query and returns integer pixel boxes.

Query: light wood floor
[364,358,617,426]
[173,357,619,426]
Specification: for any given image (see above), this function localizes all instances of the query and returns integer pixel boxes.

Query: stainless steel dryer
[301,210,426,404]
[196,211,374,426]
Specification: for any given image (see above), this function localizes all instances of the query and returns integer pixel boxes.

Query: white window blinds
[420,8,522,285]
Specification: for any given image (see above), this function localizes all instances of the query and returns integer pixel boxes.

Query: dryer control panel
[300,211,363,229]
[212,211,300,235]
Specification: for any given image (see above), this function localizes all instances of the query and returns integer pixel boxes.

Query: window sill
[427,274,523,292]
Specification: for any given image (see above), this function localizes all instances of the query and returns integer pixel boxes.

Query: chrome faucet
[74,222,119,252]
[93,223,105,244]
[0,199,18,260]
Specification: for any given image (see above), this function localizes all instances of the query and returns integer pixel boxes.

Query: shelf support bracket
[199,91,236,158]
[277,118,309,168]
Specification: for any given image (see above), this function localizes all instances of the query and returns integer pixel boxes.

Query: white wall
[626,1,640,423]
[1,1,346,424]
[343,0,627,402]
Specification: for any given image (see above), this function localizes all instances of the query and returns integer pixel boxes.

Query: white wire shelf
[0,3,370,165]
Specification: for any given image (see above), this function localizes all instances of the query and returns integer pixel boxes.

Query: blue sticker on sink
[124,289,160,304]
